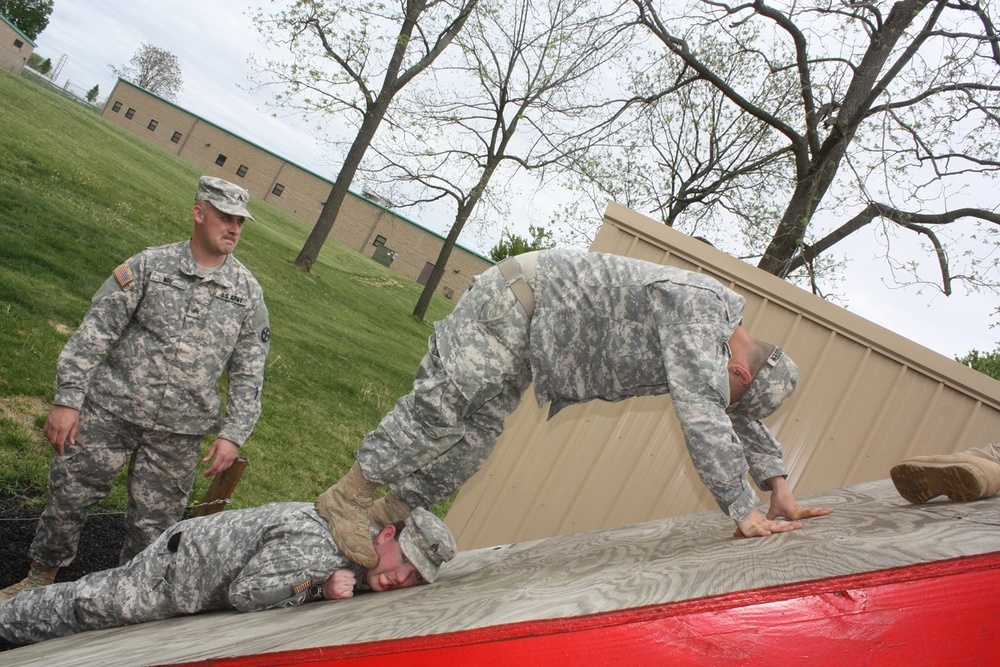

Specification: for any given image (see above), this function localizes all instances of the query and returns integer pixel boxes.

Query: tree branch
[790,202,1000,293]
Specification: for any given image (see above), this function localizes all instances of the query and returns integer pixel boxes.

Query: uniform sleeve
[650,286,761,522]
[227,526,339,612]
[730,414,788,490]
[218,285,269,445]
[53,255,146,411]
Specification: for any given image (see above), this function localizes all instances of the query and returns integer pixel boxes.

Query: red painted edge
[161,551,1000,667]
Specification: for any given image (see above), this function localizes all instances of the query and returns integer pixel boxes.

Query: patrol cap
[398,507,457,583]
[732,347,798,421]
[195,176,254,220]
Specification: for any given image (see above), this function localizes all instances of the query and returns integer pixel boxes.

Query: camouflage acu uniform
[357,249,787,522]
[0,503,349,645]
[33,239,270,566]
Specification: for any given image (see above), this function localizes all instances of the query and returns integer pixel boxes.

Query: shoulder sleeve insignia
[114,263,135,288]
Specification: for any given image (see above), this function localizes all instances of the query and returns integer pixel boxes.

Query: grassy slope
[0,71,456,514]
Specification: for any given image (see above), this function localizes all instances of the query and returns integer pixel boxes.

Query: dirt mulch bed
[0,490,125,651]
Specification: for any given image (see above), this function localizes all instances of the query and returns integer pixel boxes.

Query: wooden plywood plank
[4,480,999,667]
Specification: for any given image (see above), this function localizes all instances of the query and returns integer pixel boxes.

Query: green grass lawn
[0,70,457,516]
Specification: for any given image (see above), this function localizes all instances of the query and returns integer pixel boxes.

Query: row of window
[108,99,287,197]
[212,155,283,195]
[213,155,247,179]
[112,102,182,145]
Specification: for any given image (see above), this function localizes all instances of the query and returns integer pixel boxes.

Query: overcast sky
[28,1,1000,361]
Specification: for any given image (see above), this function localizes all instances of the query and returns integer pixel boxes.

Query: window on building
[125,108,136,119]
[147,120,158,131]
[112,101,122,113]
[215,154,227,167]
[272,183,285,196]
[170,131,182,143]
[236,165,248,178]
[14,39,23,49]
[374,235,387,247]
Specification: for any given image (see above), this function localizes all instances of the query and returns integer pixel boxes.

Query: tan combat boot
[315,462,382,569]
[890,453,1000,504]
[0,562,59,601]
[369,493,413,528]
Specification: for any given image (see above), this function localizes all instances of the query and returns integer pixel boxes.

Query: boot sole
[890,461,986,504]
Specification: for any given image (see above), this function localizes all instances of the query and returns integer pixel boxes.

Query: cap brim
[399,529,438,583]
[213,202,254,221]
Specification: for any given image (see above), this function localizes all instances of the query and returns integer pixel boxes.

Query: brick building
[101,78,491,299]
[0,12,35,74]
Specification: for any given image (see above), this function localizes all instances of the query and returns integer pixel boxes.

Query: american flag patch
[292,580,311,595]
[114,263,134,288]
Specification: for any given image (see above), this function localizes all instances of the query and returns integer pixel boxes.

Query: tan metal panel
[446,202,1000,549]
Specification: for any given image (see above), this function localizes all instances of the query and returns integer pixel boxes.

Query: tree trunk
[758,0,932,276]
[411,152,500,319]
[412,208,472,320]
[294,109,389,271]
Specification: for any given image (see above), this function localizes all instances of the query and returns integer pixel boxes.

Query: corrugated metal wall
[445,202,1000,549]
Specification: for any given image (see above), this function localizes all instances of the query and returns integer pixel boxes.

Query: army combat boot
[890,453,1000,504]
[369,493,413,529]
[0,562,59,601]
[316,462,382,569]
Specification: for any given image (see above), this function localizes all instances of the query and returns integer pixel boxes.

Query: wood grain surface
[4,479,999,666]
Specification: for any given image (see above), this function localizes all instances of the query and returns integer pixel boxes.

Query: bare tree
[250,0,479,272]
[362,0,637,319]
[572,0,1000,299]
[110,43,183,100]
[556,40,798,256]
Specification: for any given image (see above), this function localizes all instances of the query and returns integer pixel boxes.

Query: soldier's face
[365,525,425,592]
[193,201,244,258]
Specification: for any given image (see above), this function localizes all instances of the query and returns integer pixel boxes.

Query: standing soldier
[0,176,270,600]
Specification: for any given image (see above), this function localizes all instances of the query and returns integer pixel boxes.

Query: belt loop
[497,258,536,319]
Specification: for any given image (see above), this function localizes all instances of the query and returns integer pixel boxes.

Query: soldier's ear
[192,203,205,225]
[730,362,752,386]
[728,362,752,402]
[374,524,397,546]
